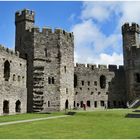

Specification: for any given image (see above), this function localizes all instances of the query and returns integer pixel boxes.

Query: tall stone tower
[15,9,74,112]
[15,9,35,112]
[122,23,140,102]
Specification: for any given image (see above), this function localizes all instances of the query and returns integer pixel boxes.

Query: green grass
[0,109,139,139]
[0,112,63,123]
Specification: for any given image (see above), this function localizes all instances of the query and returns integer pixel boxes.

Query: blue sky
[0,1,82,47]
[0,1,140,65]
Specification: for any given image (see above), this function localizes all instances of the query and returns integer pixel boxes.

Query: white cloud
[93,53,123,65]
[81,2,120,22]
[119,2,140,27]
[71,1,140,65]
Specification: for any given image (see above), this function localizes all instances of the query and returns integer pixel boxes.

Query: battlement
[122,22,140,34]
[15,9,35,23]
[31,26,73,38]
[75,63,124,71]
[87,64,97,69]
[0,44,20,57]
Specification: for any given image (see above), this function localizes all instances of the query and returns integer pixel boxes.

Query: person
[83,104,86,110]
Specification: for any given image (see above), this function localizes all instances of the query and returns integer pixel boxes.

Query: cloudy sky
[0,1,140,65]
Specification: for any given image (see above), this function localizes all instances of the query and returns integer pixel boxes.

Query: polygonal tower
[15,9,35,112]
[122,23,140,102]
[15,9,35,58]
[15,9,74,112]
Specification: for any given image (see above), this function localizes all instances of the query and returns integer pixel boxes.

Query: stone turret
[122,23,140,102]
[15,9,35,30]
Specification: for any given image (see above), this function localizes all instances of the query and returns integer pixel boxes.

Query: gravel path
[0,115,69,126]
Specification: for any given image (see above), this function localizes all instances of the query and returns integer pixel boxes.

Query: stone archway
[3,100,9,114]
[15,100,21,113]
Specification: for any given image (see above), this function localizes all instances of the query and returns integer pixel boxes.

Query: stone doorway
[80,101,83,107]
[15,100,21,113]
[3,100,9,114]
[65,100,69,109]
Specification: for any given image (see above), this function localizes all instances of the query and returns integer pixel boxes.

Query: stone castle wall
[32,27,74,111]
[0,45,27,115]
[1,9,140,114]
[74,64,126,109]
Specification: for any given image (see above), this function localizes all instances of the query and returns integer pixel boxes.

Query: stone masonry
[0,45,27,115]
[74,64,126,109]
[0,9,140,115]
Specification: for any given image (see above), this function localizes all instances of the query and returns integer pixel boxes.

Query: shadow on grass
[66,112,76,115]
[132,110,140,112]
[125,113,140,118]
[36,112,51,114]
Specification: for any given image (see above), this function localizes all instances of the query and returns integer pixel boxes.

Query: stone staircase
[128,97,140,108]
[32,66,45,112]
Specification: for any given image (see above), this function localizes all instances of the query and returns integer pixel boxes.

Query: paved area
[0,115,69,126]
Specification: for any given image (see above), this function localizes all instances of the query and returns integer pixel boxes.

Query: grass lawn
[0,112,63,123]
[0,109,139,139]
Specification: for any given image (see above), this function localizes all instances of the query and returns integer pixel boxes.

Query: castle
[0,9,140,115]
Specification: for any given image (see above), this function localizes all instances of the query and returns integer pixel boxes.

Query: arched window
[74,101,76,107]
[4,60,10,81]
[100,75,106,89]
[48,77,51,84]
[13,74,16,81]
[15,100,21,113]
[18,76,21,81]
[74,74,78,87]
[3,100,9,113]
[48,101,50,107]
[52,77,54,84]
[44,48,48,57]
[64,66,66,73]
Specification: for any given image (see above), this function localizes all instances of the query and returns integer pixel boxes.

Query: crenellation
[118,65,124,71]
[32,26,40,33]
[55,28,63,34]
[16,9,35,17]
[87,64,97,69]
[109,65,117,71]
[0,45,20,57]
[122,22,140,34]
[15,9,35,24]
[98,64,107,70]
[75,63,86,68]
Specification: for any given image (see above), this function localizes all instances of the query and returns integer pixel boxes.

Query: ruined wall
[0,45,27,115]
[74,64,126,109]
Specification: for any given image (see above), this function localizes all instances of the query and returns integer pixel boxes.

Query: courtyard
[0,109,139,139]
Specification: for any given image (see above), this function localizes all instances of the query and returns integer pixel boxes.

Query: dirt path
[0,115,69,126]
